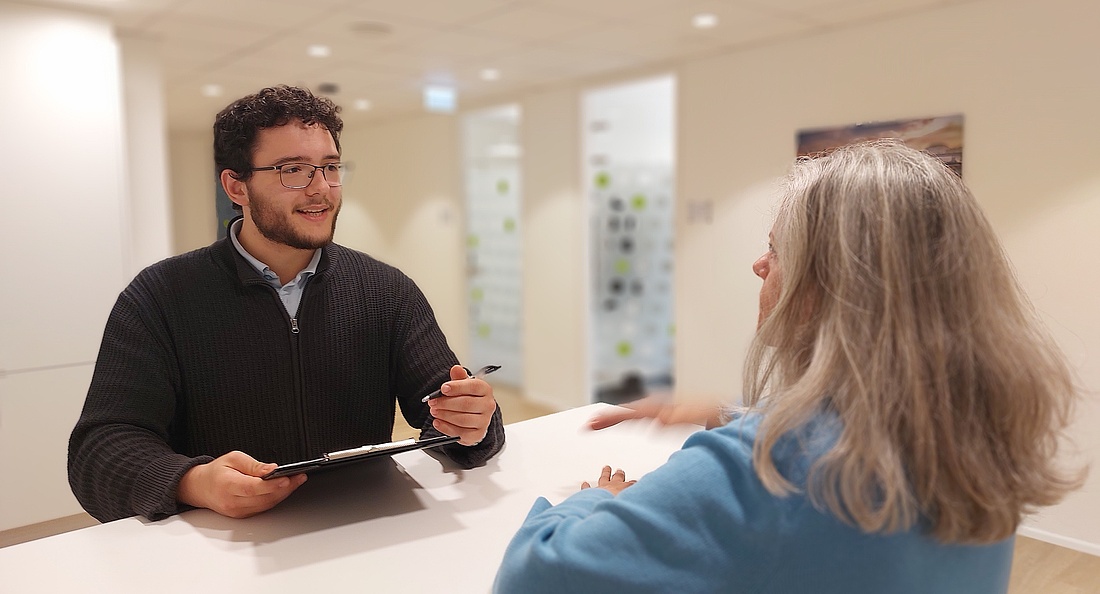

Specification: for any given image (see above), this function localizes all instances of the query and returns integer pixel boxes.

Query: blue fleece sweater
[494,413,1012,594]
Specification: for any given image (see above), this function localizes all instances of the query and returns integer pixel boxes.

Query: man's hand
[587,394,723,430]
[427,364,498,446]
[177,450,307,518]
[581,465,636,496]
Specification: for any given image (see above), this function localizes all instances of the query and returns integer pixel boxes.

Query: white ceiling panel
[793,0,972,25]
[12,0,978,129]
[342,0,520,27]
[525,0,697,21]
[168,0,349,30]
[460,4,610,43]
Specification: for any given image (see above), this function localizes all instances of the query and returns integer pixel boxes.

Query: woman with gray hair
[494,140,1083,593]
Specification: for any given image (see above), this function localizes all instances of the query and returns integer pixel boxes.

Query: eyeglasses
[250,162,347,189]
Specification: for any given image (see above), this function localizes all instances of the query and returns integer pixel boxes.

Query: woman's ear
[220,169,249,209]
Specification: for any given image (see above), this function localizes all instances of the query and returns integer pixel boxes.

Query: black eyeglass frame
[249,162,347,189]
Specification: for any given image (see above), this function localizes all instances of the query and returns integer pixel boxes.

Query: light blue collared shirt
[229,218,321,317]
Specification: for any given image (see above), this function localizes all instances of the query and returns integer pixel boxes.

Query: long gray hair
[744,139,1082,543]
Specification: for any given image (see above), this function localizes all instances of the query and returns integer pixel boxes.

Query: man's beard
[248,187,340,250]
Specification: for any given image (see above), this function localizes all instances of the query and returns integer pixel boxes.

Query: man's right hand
[177,450,307,518]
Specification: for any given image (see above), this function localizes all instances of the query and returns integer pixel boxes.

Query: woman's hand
[581,465,636,495]
[586,395,724,430]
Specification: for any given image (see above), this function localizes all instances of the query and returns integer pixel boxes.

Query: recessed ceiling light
[201,84,222,97]
[480,68,501,81]
[692,13,718,29]
[354,99,372,111]
[307,44,331,58]
[423,85,456,113]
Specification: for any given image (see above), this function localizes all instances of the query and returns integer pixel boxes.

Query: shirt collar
[228,218,322,285]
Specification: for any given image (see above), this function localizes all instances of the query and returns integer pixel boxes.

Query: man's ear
[220,169,249,208]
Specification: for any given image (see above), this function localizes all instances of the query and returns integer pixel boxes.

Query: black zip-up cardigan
[68,233,504,522]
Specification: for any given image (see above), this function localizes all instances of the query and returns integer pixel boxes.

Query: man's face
[241,120,342,250]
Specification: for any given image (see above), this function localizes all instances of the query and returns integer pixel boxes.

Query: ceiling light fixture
[423,85,456,113]
[480,68,501,81]
[354,99,372,111]
[692,13,718,29]
[307,44,331,58]
[201,84,223,97]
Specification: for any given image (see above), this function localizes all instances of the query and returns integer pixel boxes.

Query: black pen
[422,364,502,402]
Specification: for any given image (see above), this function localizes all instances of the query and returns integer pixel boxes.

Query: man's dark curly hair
[213,85,343,183]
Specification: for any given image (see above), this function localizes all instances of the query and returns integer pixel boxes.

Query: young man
[68,85,504,523]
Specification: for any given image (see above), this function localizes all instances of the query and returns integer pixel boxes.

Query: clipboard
[261,435,461,480]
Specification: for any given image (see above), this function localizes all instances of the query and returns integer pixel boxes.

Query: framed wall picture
[797,114,964,177]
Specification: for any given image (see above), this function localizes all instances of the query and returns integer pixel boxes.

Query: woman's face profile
[752,230,782,330]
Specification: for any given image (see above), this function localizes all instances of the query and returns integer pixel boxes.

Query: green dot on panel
[503,217,516,233]
[222,218,230,228]
[615,259,630,275]
[497,179,509,195]
[617,341,633,357]
[595,172,611,189]
[631,194,647,210]
[668,324,676,336]
[467,234,480,248]
[478,323,492,338]
[471,287,484,302]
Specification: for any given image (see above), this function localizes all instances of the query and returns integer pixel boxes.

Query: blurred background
[1,0,1098,574]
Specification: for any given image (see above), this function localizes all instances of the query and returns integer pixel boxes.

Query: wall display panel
[462,106,524,386]
[583,75,676,404]
[589,165,675,403]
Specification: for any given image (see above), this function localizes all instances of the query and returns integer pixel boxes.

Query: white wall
[337,114,470,359]
[168,129,216,252]
[675,0,1100,551]
[520,88,588,410]
[0,4,129,530]
[119,33,173,272]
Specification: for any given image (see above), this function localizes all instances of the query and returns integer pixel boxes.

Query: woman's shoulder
[700,410,841,485]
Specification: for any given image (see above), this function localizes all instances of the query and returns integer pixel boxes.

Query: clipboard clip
[324,438,416,461]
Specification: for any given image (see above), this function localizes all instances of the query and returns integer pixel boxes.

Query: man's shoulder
[141,243,222,275]
[127,242,229,295]
[325,243,411,281]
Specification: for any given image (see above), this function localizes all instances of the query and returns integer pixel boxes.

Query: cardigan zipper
[258,283,310,459]
[289,290,310,458]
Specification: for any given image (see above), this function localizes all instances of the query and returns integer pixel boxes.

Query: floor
[4,387,1097,594]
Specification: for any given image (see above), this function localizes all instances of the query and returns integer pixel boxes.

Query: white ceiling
[20,0,973,130]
